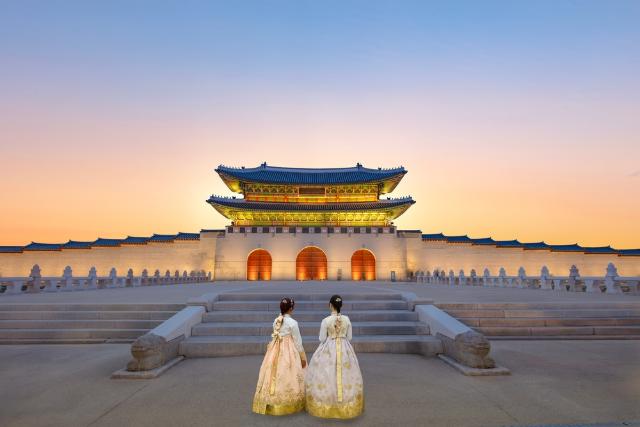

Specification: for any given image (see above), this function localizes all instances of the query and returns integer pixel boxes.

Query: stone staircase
[437,302,640,339]
[180,291,441,357]
[0,303,183,344]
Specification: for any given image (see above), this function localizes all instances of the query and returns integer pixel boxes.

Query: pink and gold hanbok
[252,314,307,416]
[305,313,364,419]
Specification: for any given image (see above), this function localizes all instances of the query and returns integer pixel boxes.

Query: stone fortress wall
[412,238,640,277]
[214,227,407,281]
[1,228,638,279]
[0,236,217,278]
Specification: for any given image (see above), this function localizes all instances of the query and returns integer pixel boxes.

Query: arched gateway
[296,247,327,281]
[247,249,272,281]
[351,249,376,280]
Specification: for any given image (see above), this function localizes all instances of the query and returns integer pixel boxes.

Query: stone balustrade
[0,265,212,295]
[415,263,640,295]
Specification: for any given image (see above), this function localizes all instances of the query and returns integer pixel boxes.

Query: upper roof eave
[216,163,407,192]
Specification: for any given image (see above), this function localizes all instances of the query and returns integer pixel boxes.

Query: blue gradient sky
[1,1,639,247]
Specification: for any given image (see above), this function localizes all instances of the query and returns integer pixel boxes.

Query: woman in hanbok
[252,297,307,416]
[306,295,364,419]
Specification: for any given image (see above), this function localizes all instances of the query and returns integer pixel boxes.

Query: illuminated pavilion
[208,163,415,281]
[208,163,414,227]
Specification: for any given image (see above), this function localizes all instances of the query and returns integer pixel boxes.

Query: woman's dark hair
[280,297,295,314]
[329,295,342,313]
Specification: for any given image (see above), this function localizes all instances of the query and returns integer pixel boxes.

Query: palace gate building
[208,163,415,281]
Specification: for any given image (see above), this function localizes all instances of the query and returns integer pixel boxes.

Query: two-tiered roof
[208,163,414,226]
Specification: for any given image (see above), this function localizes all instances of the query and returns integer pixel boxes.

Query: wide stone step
[216,292,404,301]
[437,302,640,310]
[476,325,640,337]
[443,309,640,318]
[203,310,418,323]
[191,321,426,337]
[212,300,409,311]
[459,317,640,327]
[487,335,640,341]
[0,319,163,329]
[180,335,443,357]
[0,328,149,340]
[0,311,176,320]
[0,338,125,344]
[0,304,184,312]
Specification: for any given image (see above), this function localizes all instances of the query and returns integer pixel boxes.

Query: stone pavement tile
[1,341,639,427]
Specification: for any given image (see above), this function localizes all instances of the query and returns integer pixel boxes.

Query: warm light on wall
[296,247,327,281]
[247,249,272,281]
[351,249,376,281]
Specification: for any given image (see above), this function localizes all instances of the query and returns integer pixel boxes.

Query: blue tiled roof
[495,240,523,248]
[175,232,200,240]
[549,244,583,252]
[584,246,618,254]
[24,242,63,251]
[208,196,415,212]
[92,238,122,247]
[522,242,549,250]
[618,249,640,256]
[446,235,472,243]
[422,233,446,240]
[0,246,23,253]
[62,240,93,249]
[216,163,406,185]
[149,234,177,242]
[471,237,496,245]
[121,236,150,245]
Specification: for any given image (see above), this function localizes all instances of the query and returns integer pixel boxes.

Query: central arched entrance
[247,249,272,281]
[296,247,327,281]
[351,249,376,281]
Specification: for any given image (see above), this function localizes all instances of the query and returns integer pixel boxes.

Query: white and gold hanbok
[305,313,364,419]
[252,314,306,416]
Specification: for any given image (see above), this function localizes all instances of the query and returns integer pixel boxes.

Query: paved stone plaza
[1,282,639,426]
[1,341,639,427]
[1,281,639,304]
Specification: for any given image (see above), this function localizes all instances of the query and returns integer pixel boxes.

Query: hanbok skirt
[252,335,306,416]
[305,337,364,419]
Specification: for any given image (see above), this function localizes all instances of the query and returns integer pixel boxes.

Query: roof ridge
[217,163,405,173]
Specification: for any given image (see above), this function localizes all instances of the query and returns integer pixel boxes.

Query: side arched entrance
[247,249,272,281]
[296,247,327,281]
[351,249,376,281]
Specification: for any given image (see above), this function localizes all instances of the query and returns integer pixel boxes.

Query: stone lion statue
[437,330,496,369]
[126,333,180,372]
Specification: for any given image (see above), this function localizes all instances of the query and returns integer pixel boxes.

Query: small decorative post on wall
[539,266,551,290]
[63,266,74,291]
[28,264,42,293]
[604,263,620,294]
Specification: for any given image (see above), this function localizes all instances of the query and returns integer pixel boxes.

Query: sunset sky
[1,1,639,248]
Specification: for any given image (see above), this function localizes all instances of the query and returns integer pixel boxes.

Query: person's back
[320,313,352,340]
[252,297,306,416]
[305,295,364,419]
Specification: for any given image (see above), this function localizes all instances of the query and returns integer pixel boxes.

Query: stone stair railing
[0,265,212,295]
[415,263,640,295]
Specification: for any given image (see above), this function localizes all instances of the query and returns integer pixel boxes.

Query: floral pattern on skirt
[252,335,306,416]
[305,337,364,419]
